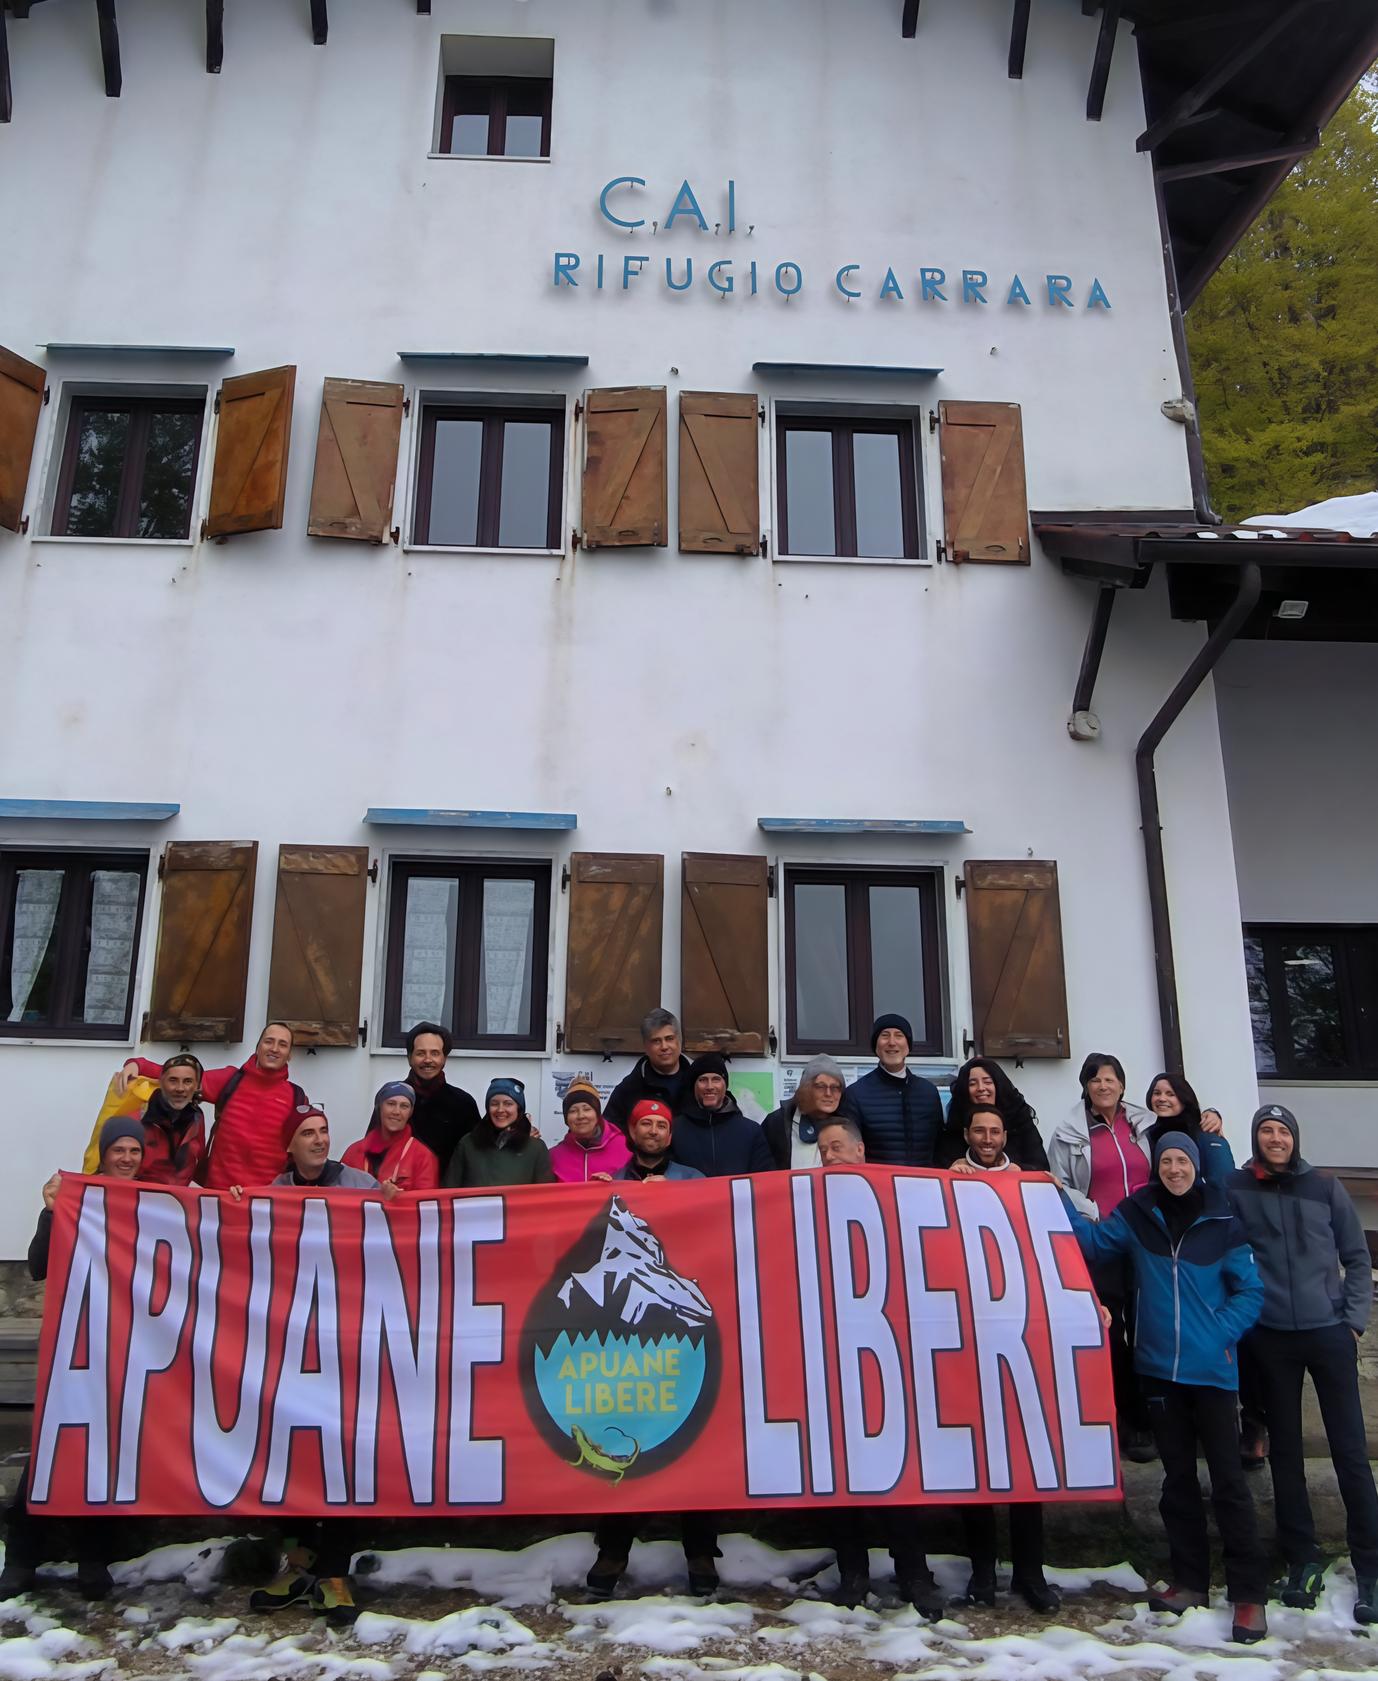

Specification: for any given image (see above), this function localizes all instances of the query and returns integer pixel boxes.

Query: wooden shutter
[205,365,296,538]
[564,852,664,1054]
[681,852,769,1054]
[147,841,258,1042]
[307,378,404,542]
[0,345,44,534]
[678,391,759,555]
[938,400,1030,564]
[964,860,1069,1059]
[580,386,667,548]
[265,844,369,1047]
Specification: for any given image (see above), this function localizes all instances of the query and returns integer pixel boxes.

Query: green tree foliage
[1188,83,1378,521]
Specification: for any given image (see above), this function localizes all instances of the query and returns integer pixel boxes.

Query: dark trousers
[833,1507,931,1585]
[962,1503,1045,1583]
[595,1512,719,1567]
[295,1519,357,1579]
[1251,1323,1378,1578]
[1106,1293,1150,1435]
[5,1465,114,1571]
[1144,1378,1267,1603]
[1237,1336,1268,1440]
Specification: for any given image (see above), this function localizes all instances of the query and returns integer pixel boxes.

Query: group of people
[6,1011,1374,1645]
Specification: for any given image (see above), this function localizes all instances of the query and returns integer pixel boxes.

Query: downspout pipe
[1136,560,1261,1074]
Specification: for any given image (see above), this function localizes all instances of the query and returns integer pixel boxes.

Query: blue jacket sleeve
[1215,1230,1265,1347]
[1200,1133,1236,1182]
[1063,1195,1132,1266]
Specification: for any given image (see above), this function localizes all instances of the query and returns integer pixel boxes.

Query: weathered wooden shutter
[964,860,1069,1059]
[0,345,44,534]
[678,391,759,555]
[265,844,369,1046]
[564,852,664,1054]
[205,365,296,538]
[306,378,404,542]
[580,386,667,548]
[681,853,769,1054]
[938,401,1029,564]
[147,841,259,1042]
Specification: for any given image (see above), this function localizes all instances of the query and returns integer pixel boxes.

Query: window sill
[371,1046,552,1059]
[1258,1075,1378,1088]
[0,1034,136,1050]
[402,544,564,559]
[427,152,553,164]
[29,535,196,549]
[776,551,934,569]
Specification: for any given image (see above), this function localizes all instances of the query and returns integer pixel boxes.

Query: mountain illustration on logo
[523,1196,720,1481]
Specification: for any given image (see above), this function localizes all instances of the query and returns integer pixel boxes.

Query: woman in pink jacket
[549,1079,630,1182]
[342,1081,440,1197]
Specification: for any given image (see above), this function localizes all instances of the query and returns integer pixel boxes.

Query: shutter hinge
[561,864,570,892]
[157,852,166,880]
[759,533,769,558]
[140,1010,149,1041]
[936,540,948,563]
[759,405,766,428]
[367,857,379,883]
[19,515,28,535]
[571,529,582,550]
[962,1028,976,1059]
[214,391,222,416]
[403,396,412,416]
[768,1025,778,1055]
[767,864,776,898]
[574,399,584,423]
[390,527,400,545]
[43,386,51,407]
[928,409,939,434]
[555,1022,565,1053]
[955,874,965,897]
[358,1020,368,1048]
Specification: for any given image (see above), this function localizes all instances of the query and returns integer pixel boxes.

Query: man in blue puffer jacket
[1067,1131,1268,1644]
[848,1014,943,1167]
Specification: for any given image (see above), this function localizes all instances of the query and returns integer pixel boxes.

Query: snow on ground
[0,1539,1372,1681]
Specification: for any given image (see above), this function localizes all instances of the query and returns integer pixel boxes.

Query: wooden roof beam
[416,0,431,11]
[901,0,919,38]
[1087,1,1119,120]
[0,6,11,124]
[1009,0,1031,78]
[206,0,223,72]
[1155,129,1320,181]
[96,0,121,97]
[310,0,327,45]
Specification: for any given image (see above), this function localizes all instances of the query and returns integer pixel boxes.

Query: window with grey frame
[784,865,944,1057]
[776,414,922,559]
[413,404,564,549]
[1244,923,1378,1080]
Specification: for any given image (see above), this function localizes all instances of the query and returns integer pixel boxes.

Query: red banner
[30,1167,1119,1516]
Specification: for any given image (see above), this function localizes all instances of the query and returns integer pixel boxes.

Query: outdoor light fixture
[1275,599,1309,619]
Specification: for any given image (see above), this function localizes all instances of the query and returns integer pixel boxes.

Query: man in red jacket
[116,1021,305,1191]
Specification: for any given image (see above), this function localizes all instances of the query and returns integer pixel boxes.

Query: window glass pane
[1282,941,1346,1070]
[502,82,546,158]
[6,869,65,1024]
[400,877,459,1032]
[1242,934,1276,1076]
[497,421,554,547]
[79,869,141,1024]
[868,885,927,1044]
[784,429,836,555]
[424,418,483,544]
[137,409,200,540]
[479,878,536,1036]
[62,409,131,537]
[852,430,906,557]
[794,883,849,1041]
[450,111,491,153]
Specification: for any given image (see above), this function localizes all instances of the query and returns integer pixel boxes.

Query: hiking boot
[311,1576,357,1627]
[0,1563,35,1599]
[248,1570,314,1613]
[584,1553,626,1601]
[1147,1583,1209,1615]
[77,1562,113,1602]
[1232,1602,1267,1644]
[1123,1429,1158,1464]
[834,1568,870,1608]
[1355,1577,1378,1625]
[685,1556,719,1597]
[954,1566,996,1609]
[1013,1574,1062,1615]
[1278,1561,1325,1609]
[900,1569,946,1620]
[1240,1426,1269,1472]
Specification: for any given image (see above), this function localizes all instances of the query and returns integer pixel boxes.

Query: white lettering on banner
[825,1174,908,1495]
[447,1197,505,1504]
[790,1175,834,1496]
[952,1179,1059,1492]
[264,1201,346,1504]
[894,1176,976,1492]
[31,1186,110,1503]
[116,1192,193,1501]
[192,1197,273,1507]
[732,1179,804,1497]
[357,1199,440,1504]
[1020,1180,1117,1490]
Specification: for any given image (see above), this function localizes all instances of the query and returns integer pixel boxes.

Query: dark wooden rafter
[206,0,223,72]
[1155,128,1320,181]
[0,6,11,124]
[1008,0,1031,79]
[1087,1,1121,121]
[901,0,919,38]
[416,0,431,11]
[310,0,327,46]
[95,0,120,97]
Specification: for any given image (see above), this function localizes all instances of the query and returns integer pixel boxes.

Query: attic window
[434,36,554,159]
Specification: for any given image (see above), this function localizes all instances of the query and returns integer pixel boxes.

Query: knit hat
[282,1101,326,1153]
[629,1098,673,1127]
[1152,1129,1200,1175]
[562,1078,603,1118]
[99,1115,145,1158]
[870,1013,914,1052]
[161,1052,204,1083]
[800,1054,846,1090]
[374,1080,416,1113]
[486,1077,526,1112]
[689,1052,730,1085]
[1251,1102,1300,1159]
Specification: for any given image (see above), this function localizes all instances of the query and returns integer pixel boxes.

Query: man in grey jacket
[1227,1103,1378,1623]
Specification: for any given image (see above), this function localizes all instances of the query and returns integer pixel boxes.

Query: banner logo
[525,1196,720,1481]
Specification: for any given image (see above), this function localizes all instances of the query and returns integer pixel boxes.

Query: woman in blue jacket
[1069,1131,1268,1643]
[1144,1073,1235,1182]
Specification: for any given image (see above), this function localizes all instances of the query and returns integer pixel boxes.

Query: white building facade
[0,0,1373,1256]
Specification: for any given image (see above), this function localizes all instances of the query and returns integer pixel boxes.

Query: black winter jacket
[672,1096,776,1177]
[933,1104,1049,1171]
[605,1056,695,1132]
[848,1066,944,1167]
[763,1094,861,1170]
[405,1073,481,1176]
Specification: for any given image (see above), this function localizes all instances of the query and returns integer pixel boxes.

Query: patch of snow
[114,1538,233,1594]
[0,1625,102,1681]
[155,1615,241,1652]
[1044,1562,1147,1594]
[561,1595,755,1653]
[361,1537,594,1606]
[643,1661,825,1681]
[353,1606,545,1660]
[1244,491,1378,538]
[713,1537,833,1593]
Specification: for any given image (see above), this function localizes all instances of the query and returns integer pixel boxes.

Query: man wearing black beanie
[671,1052,775,1177]
[847,1013,943,1167]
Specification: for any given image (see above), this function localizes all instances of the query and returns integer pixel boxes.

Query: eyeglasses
[812,1080,844,1096]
